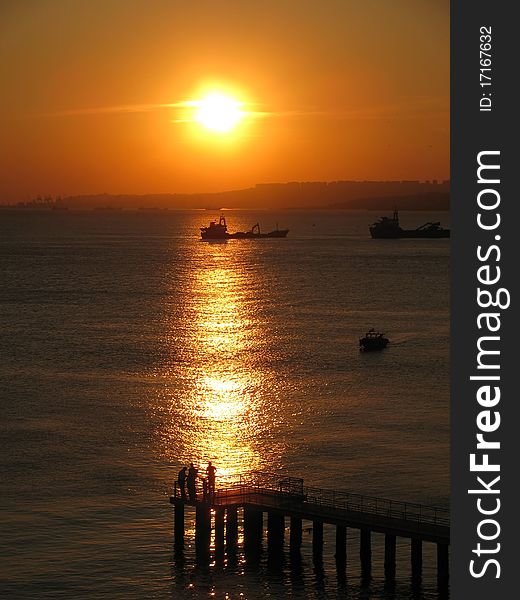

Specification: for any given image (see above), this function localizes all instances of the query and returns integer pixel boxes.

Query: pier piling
[174,502,185,546]
[195,504,211,543]
[411,538,423,578]
[289,517,302,554]
[335,525,347,564]
[384,534,396,580]
[195,504,211,562]
[226,507,238,549]
[437,543,449,582]
[267,512,285,551]
[312,520,324,556]
[214,506,225,552]
[360,528,372,572]
[244,506,263,555]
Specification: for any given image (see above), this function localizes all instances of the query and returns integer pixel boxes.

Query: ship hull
[370,228,450,239]
[398,229,450,238]
[202,229,289,240]
[369,228,400,239]
[201,231,228,240]
[359,338,389,351]
[229,229,289,239]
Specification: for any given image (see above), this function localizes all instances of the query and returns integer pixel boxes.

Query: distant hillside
[328,192,450,211]
[2,180,450,210]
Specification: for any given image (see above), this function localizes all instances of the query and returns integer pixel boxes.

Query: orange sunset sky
[0,1,449,202]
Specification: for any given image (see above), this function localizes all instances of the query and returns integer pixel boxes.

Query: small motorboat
[359,328,389,351]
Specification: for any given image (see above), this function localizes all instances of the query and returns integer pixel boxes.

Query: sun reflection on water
[156,243,282,484]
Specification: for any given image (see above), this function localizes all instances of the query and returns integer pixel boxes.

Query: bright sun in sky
[193,93,244,133]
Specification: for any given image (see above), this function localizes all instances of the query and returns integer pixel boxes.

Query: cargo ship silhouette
[200,216,289,240]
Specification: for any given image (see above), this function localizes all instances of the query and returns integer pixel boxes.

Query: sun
[194,93,244,133]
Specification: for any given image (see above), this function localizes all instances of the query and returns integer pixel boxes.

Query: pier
[170,472,449,584]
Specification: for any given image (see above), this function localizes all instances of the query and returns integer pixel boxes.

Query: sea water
[1,209,449,599]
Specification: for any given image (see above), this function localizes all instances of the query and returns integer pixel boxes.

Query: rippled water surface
[1,210,449,599]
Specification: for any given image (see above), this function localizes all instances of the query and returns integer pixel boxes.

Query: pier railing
[238,471,304,496]
[173,470,449,529]
[301,485,449,528]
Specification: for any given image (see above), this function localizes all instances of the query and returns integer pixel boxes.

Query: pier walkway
[169,471,449,581]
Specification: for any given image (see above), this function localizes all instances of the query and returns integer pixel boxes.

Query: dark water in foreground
[1,210,449,599]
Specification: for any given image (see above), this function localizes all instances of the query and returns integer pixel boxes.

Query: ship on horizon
[200,216,289,240]
[369,209,450,239]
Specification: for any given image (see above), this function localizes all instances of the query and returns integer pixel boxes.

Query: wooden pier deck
[169,472,450,582]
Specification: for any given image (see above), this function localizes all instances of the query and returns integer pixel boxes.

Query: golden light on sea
[155,240,287,486]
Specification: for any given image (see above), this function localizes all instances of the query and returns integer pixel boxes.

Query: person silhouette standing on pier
[206,461,216,499]
[177,466,187,499]
[187,463,198,501]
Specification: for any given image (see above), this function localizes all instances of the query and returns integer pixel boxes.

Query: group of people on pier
[177,461,216,502]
